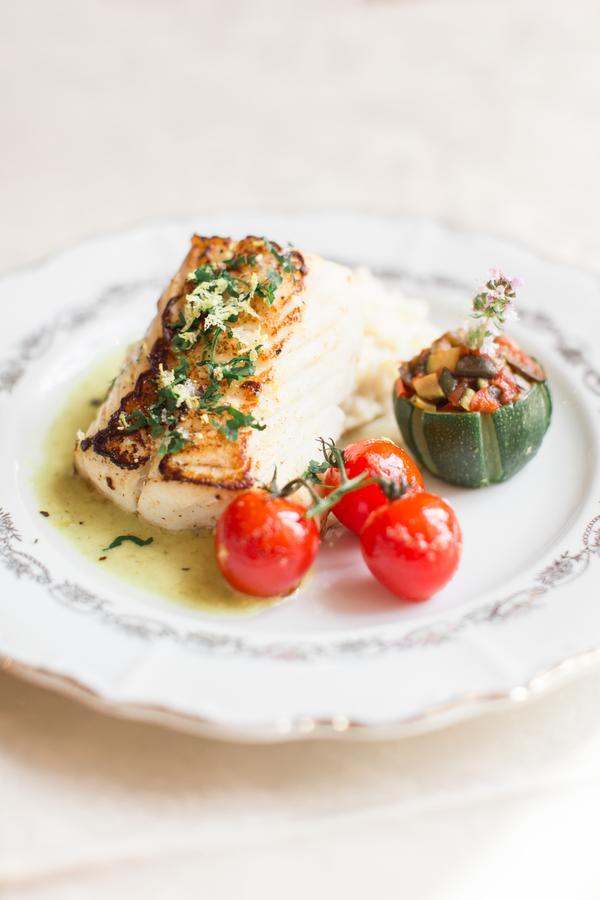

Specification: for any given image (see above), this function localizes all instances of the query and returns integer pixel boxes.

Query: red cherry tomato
[360,492,462,602]
[324,438,424,535]
[215,490,320,598]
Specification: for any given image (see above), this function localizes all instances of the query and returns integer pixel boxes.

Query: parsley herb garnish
[122,238,295,453]
[104,534,154,550]
[197,354,257,384]
[225,253,257,270]
[263,238,297,273]
[158,430,190,456]
[212,407,267,442]
[256,269,283,305]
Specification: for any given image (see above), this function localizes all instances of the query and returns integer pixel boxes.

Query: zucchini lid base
[393,381,552,488]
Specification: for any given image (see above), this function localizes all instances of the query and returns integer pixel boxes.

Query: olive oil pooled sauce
[34,354,277,615]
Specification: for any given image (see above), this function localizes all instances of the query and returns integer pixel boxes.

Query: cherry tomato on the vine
[215,490,320,598]
[324,438,424,535]
[360,491,462,602]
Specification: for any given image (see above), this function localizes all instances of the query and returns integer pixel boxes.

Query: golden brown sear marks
[79,235,307,483]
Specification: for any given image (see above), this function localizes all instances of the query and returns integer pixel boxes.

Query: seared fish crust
[75,235,364,529]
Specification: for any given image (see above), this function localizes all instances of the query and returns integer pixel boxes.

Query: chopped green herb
[225,253,257,270]
[158,430,190,456]
[256,269,283,305]
[103,534,154,551]
[263,238,297,273]
[197,349,259,385]
[213,407,266,442]
[187,264,218,284]
[121,238,293,449]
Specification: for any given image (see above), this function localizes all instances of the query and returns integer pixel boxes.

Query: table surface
[2,1,600,897]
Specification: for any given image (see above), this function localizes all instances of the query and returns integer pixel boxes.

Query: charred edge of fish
[81,367,159,469]
[239,235,307,277]
[240,380,262,394]
[191,235,234,266]
[160,295,183,339]
[157,458,255,491]
[80,236,308,473]
[89,431,152,470]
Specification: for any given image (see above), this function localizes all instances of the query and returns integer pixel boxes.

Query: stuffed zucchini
[393,270,552,488]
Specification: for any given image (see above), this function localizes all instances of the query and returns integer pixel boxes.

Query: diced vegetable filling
[397,332,546,414]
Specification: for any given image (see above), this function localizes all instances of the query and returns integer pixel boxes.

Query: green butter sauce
[33,354,279,616]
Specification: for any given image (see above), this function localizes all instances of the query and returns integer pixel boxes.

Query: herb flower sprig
[467,268,522,353]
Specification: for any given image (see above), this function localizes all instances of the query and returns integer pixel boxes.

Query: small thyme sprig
[466,268,522,352]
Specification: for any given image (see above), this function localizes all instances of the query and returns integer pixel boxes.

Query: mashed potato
[342,269,437,430]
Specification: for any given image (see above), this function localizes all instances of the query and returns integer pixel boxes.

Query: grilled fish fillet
[75,235,365,529]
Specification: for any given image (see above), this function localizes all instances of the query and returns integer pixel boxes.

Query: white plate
[1,211,600,741]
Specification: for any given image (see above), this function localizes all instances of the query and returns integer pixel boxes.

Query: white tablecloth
[2,1,600,897]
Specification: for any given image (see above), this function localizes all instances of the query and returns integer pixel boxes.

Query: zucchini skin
[393,381,552,488]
